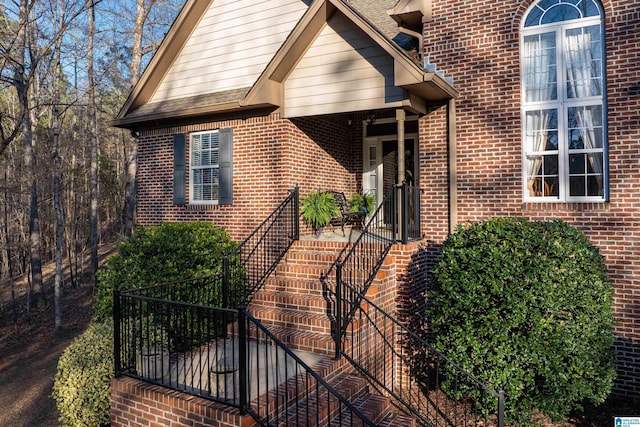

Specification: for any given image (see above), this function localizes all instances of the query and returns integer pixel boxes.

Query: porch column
[447,98,458,233]
[396,108,405,241]
[396,108,406,184]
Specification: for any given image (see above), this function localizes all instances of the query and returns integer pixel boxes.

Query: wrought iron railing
[113,292,376,425]
[333,184,401,357]
[239,308,376,426]
[331,183,505,425]
[231,187,300,305]
[340,282,505,427]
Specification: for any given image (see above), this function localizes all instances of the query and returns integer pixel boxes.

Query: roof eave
[109,101,278,129]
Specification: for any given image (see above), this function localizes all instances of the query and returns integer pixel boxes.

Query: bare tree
[122,0,157,237]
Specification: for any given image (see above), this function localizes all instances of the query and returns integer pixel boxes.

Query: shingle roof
[345,0,400,40]
[125,88,252,120]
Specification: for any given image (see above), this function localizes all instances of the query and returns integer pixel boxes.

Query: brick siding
[424,0,640,396]
[136,113,359,240]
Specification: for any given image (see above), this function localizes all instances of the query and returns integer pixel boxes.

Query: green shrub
[52,322,113,427]
[94,221,238,321]
[429,217,615,424]
[300,191,339,233]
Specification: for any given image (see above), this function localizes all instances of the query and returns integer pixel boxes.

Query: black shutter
[173,133,186,205]
[218,128,233,205]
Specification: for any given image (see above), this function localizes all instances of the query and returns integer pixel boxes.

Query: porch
[112,188,505,426]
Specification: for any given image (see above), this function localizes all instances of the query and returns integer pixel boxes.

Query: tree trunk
[88,2,99,285]
[16,0,44,309]
[52,2,65,329]
[122,0,156,237]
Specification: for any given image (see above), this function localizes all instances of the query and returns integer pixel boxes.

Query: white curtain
[523,33,556,191]
[565,26,603,178]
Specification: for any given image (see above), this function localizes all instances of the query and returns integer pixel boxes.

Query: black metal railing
[114,290,241,404]
[113,291,376,425]
[231,187,300,305]
[239,308,376,426]
[341,282,505,426]
[330,183,505,425]
[333,185,398,358]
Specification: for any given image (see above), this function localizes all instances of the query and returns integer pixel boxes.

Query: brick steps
[246,240,410,426]
[378,410,419,427]
[245,322,336,355]
[248,305,333,334]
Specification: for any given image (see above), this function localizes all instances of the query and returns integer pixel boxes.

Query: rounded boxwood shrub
[93,221,238,321]
[52,322,113,427]
[429,217,615,424]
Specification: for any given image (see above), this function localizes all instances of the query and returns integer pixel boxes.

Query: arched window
[521,0,607,201]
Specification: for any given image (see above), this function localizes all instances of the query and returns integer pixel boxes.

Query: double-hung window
[521,0,607,202]
[190,130,220,203]
[177,128,232,205]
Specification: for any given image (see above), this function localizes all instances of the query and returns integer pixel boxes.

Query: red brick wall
[424,0,640,396]
[111,377,252,427]
[136,113,358,240]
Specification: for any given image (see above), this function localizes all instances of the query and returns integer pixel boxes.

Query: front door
[363,136,418,205]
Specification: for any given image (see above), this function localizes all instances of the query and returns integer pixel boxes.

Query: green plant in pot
[301,190,339,236]
[133,314,169,381]
[349,192,376,214]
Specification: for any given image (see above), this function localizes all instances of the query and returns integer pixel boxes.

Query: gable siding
[150,0,308,103]
[284,13,405,118]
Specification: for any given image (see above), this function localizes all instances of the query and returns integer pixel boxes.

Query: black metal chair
[326,190,366,235]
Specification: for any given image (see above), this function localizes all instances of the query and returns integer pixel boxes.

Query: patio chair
[326,190,366,235]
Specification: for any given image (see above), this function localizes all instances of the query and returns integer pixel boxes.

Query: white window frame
[189,130,220,205]
[520,0,608,203]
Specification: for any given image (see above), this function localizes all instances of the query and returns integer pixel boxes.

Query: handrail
[113,289,377,426]
[330,183,505,425]
[239,308,377,426]
[340,280,505,427]
[230,187,299,305]
[333,185,397,357]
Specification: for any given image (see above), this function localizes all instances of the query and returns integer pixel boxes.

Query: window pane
[544,177,559,197]
[569,153,585,174]
[190,131,220,202]
[565,25,602,98]
[545,131,559,150]
[524,109,558,153]
[523,33,557,102]
[568,105,603,149]
[525,6,544,27]
[543,154,558,175]
[542,5,581,24]
[587,153,603,174]
[570,176,585,196]
[587,175,603,196]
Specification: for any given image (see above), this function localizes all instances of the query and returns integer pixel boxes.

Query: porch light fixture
[366,113,376,125]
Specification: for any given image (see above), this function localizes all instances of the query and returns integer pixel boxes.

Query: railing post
[113,289,121,376]
[334,262,343,360]
[238,306,248,414]
[222,256,230,308]
[391,186,398,241]
[498,387,505,427]
[293,186,300,240]
[401,181,408,244]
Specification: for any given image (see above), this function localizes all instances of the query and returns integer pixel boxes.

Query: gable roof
[111,0,456,129]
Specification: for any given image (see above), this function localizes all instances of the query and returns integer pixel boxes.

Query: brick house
[110,0,639,424]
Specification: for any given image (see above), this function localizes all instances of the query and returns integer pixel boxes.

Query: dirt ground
[0,282,94,426]
[0,248,637,426]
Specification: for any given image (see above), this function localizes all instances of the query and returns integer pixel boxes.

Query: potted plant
[134,315,169,381]
[300,190,339,236]
[349,192,376,215]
